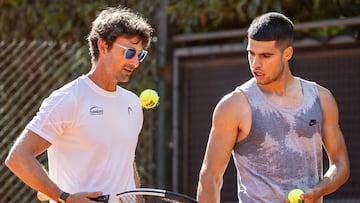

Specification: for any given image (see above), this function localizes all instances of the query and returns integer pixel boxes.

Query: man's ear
[284,46,293,61]
[97,38,108,56]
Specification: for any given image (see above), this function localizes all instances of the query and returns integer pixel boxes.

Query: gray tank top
[233,78,323,202]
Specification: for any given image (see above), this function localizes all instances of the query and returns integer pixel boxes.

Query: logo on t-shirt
[308,119,317,126]
[90,106,104,115]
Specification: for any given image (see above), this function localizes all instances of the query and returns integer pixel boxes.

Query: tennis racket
[38,188,197,203]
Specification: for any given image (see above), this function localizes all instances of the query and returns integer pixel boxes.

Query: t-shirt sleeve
[26,89,77,143]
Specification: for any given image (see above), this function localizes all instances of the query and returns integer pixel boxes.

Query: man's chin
[117,76,131,83]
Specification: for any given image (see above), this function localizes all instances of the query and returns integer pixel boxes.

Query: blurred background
[0,0,359,202]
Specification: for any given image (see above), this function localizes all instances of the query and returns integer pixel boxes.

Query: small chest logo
[309,119,317,126]
[90,106,104,115]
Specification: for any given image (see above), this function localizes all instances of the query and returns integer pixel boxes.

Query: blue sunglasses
[113,43,148,62]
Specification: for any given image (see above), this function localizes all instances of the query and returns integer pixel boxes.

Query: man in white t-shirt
[6,6,153,203]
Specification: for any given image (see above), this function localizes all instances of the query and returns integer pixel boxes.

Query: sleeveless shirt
[233,78,323,202]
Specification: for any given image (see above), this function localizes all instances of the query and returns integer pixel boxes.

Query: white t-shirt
[27,75,143,199]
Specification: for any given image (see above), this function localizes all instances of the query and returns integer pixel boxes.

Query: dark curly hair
[87,6,153,65]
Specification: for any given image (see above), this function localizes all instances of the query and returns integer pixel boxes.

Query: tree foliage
[0,0,358,41]
[167,0,360,35]
[0,0,161,41]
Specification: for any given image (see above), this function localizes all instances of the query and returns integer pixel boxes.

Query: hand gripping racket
[38,188,198,203]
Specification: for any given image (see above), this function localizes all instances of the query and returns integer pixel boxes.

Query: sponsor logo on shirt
[128,107,132,115]
[90,106,103,115]
[308,119,317,126]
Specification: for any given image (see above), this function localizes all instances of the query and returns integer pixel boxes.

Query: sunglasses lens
[117,43,147,62]
[138,50,147,62]
[125,48,136,59]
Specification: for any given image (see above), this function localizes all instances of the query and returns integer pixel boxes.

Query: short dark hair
[248,12,294,49]
[87,6,153,64]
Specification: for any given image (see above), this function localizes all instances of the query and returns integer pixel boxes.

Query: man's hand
[38,191,103,203]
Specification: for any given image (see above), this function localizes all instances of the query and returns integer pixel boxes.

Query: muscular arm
[304,86,350,201]
[6,130,103,202]
[5,129,64,201]
[197,91,250,203]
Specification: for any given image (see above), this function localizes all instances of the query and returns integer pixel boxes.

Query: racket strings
[160,198,182,203]
[119,194,144,203]
[119,194,184,203]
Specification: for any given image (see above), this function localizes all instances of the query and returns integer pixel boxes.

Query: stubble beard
[256,65,285,86]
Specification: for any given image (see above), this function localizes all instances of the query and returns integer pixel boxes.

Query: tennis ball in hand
[139,89,159,109]
[288,189,304,203]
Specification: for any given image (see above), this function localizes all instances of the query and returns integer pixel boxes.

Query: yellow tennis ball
[288,189,304,203]
[139,89,159,109]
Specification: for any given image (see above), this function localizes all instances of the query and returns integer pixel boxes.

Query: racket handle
[90,195,109,202]
[37,191,109,202]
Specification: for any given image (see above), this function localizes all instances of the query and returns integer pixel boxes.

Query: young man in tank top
[197,12,350,203]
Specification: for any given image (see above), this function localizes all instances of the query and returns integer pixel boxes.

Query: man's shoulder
[117,85,138,98]
[44,76,84,106]
[236,78,257,92]
[53,76,84,92]
[215,87,250,115]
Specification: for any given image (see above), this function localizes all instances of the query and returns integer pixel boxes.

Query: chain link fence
[0,40,158,202]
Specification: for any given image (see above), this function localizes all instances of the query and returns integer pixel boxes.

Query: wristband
[57,192,70,203]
